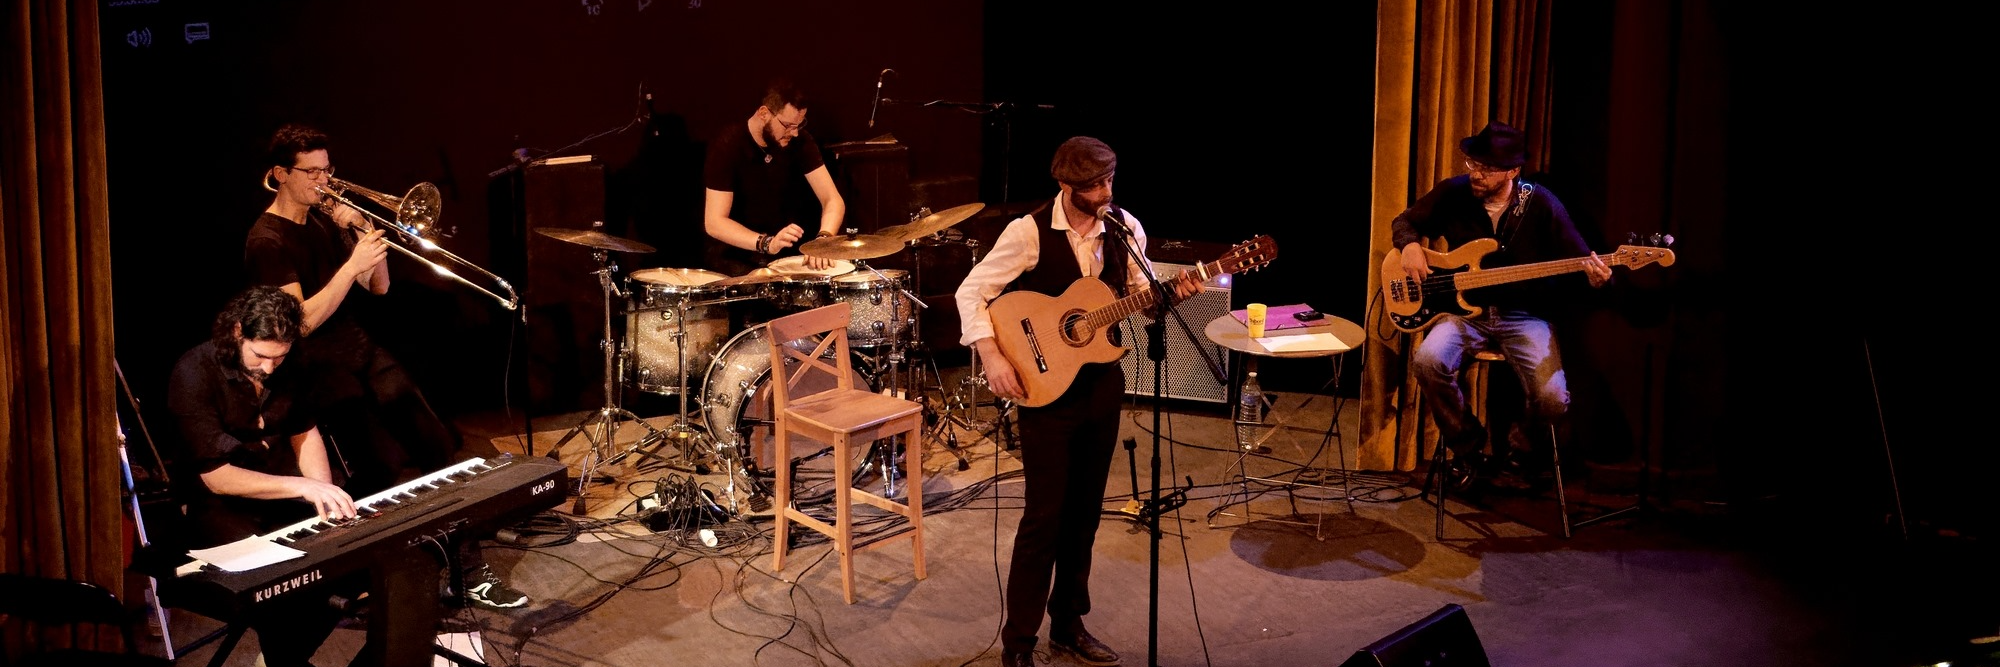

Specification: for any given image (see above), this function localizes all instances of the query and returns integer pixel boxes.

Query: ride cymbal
[798,233,903,260]
[534,227,656,254]
[875,202,985,242]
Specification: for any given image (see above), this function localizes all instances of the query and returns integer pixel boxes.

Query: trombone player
[245,122,528,611]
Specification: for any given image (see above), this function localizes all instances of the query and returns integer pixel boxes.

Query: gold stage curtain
[1358,0,1553,471]
[2,0,124,654]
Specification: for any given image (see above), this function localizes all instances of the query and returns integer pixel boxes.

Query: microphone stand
[1102,211,1225,667]
[880,98,1053,202]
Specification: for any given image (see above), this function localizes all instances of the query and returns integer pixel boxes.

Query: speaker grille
[1119,262,1231,403]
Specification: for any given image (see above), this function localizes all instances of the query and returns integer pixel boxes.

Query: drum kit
[534,204,993,515]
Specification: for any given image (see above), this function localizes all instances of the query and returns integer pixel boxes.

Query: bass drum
[701,322,869,471]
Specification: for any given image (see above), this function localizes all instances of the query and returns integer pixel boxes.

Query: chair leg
[773,429,792,572]
[835,436,857,605]
[1430,437,1449,541]
[1549,423,1570,539]
[903,425,927,581]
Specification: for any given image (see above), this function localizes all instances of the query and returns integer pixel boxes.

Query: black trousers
[1002,361,1123,653]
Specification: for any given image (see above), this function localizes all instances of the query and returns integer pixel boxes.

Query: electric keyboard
[158,454,567,618]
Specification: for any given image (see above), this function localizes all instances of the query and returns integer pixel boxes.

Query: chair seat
[786,388,924,435]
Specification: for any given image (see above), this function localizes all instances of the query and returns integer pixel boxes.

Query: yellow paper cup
[1247,303,1267,338]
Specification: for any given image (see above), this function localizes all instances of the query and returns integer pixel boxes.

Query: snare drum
[830,268,913,347]
[760,256,854,312]
[626,268,733,395]
[701,322,868,470]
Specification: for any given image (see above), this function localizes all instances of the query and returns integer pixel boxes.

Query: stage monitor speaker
[520,156,608,414]
[1119,261,1230,404]
[1339,604,1490,667]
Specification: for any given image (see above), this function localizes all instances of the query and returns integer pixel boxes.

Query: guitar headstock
[1215,235,1277,275]
[1611,232,1675,268]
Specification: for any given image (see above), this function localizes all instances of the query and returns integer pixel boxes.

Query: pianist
[168,286,367,666]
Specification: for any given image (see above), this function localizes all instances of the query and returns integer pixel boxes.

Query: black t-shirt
[166,340,318,546]
[243,209,372,365]
[701,122,826,275]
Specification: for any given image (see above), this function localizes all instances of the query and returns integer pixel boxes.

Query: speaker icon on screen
[124,27,152,48]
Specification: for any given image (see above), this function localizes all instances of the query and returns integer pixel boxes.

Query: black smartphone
[1294,309,1322,321]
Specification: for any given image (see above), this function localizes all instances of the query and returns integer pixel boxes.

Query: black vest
[1010,203,1130,300]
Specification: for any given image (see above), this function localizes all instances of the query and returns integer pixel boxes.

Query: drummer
[702,77,847,277]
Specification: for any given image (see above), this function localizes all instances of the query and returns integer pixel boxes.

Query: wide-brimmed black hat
[1459,121,1527,169]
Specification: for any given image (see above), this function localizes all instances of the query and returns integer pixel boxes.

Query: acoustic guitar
[988,235,1277,407]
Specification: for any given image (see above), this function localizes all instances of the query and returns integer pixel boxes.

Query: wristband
[756,234,770,254]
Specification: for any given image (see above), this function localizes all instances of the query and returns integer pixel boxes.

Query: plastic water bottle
[1235,371,1267,450]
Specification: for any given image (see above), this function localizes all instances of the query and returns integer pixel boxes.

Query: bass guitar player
[1389,121,1614,491]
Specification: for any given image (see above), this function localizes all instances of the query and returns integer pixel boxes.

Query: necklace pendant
[763,154,773,164]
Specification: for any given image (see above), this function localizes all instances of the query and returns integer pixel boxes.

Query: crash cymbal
[708,267,792,287]
[534,227,656,254]
[875,202,985,242]
[798,232,903,260]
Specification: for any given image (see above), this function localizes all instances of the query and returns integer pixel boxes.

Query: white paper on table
[188,536,306,572]
[1255,332,1350,354]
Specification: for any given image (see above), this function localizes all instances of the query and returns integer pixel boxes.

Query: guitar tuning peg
[1625,231,1638,244]
[1660,233,1675,247]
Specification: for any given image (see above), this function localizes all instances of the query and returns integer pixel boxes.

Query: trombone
[265,174,521,312]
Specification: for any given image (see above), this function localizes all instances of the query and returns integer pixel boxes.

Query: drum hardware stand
[622,291,776,516]
[546,249,666,512]
[846,260,932,498]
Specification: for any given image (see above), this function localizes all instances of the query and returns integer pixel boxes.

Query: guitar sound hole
[1061,312,1089,345]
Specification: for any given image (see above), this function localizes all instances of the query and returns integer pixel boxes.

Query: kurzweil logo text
[254,569,322,602]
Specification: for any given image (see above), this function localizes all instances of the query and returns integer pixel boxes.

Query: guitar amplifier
[1118,262,1231,403]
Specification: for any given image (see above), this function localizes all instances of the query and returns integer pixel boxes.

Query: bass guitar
[989,235,1277,407]
[1380,237,1674,333]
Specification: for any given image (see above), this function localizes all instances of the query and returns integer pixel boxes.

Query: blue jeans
[1411,309,1570,455]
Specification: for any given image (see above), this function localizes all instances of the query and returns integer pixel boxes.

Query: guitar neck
[1080,258,1220,331]
[1455,254,1628,290]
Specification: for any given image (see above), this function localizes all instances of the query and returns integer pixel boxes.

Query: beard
[762,123,787,148]
[244,367,271,383]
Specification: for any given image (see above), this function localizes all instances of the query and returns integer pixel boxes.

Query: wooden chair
[767,302,927,603]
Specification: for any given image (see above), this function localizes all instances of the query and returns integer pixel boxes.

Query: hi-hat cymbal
[534,227,656,254]
[798,233,903,260]
[708,267,791,287]
[875,202,985,242]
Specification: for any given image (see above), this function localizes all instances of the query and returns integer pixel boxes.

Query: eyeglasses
[286,164,335,179]
[1462,159,1511,176]
[773,115,805,134]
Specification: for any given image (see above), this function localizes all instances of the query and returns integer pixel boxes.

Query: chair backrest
[765,302,856,415]
[0,572,147,658]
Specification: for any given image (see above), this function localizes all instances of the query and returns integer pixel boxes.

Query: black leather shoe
[1444,451,1487,494]
[1001,649,1036,667]
[1050,627,1120,665]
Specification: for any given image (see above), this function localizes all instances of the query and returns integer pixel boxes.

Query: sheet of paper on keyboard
[1255,332,1350,354]
[189,536,307,572]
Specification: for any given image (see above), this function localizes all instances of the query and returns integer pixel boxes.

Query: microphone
[868,68,893,129]
[1096,203,1132,238]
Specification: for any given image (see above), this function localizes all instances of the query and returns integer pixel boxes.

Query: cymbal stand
[546,249,666,513]
[848,258,929,498]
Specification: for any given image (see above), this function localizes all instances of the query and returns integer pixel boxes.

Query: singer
[955,137,1201,667]
[700,77,847,277]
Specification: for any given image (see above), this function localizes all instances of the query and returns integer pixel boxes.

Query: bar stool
[768,302,928,603]
[1422,346,1570,539]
